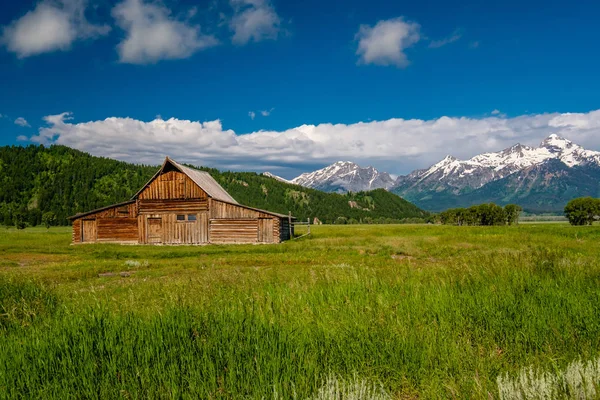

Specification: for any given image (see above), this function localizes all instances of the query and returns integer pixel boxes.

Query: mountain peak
[290,160,395,192]
[540,134,574,151]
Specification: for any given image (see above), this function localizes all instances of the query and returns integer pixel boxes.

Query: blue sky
[1,0,600,177]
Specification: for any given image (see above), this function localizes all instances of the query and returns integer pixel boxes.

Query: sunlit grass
[1,224,600,398]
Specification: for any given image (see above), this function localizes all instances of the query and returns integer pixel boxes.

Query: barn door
[147,218,163,244]
[82,219,96,243]
[258,218,274,243]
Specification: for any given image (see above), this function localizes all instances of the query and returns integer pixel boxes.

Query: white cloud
[25,110,600,176]
[112,0,219,64]
[16,135,29,141]
[1,0,110,58]
[469,40,480,49]
[230,0,281,45]
[355,17,420,67]
[428,29,462,48]
[248,111,256,120]
[14,117,30,127]
[491,109,501,115]
[261,108,274,117]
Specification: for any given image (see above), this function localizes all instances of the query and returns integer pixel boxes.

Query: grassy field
[1,224,600,399]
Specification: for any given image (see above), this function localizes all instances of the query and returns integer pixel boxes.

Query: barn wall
[72,219,81,243]
[138,199,208,214]
[138,212,209,244]
[210,199,271,219]
[138,171,208,200]
[209,219,259,243]
[209,200,285,244]
[71,202,138,244]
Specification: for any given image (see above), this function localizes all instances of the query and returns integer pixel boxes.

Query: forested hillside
[0,145,428,226]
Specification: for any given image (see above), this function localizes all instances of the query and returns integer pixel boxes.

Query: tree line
[438,203,523,226]
[0,145,429,228]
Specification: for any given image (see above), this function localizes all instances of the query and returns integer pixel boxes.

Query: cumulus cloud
[16,135,29,141]
[24,109,600,176]
[355,17,420,67]
[261,108,274,117]
[14,117,30,127]
[248,111,256,120]
[1,0,110,58]
[112,0,218,64]
[428,29,462,48]
[230,0,281,45]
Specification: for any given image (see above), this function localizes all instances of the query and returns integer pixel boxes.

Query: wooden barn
[68,157,294,245]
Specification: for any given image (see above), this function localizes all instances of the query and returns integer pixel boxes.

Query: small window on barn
[187,214,197,221]
[176,214,185,221]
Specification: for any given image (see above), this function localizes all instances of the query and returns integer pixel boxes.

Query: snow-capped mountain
[261,172,292,184]
[393,134,600,211]
[396,134,600,193]
[289,161,397,193]
[268,134,600,212]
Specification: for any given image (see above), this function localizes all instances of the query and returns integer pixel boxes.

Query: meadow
[1,224,600,399]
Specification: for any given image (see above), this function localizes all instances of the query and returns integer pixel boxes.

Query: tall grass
[1,225,600,398]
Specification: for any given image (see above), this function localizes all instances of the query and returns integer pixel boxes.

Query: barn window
[176,214,185,221]
[187,214,197,221]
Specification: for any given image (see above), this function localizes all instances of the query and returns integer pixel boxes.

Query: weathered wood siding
[139,213,209,244]
[273,218,281,243]
[258,218,274,243]
[82,219,96,242]
[72,219,81,243]
[138,199,208,214]
[209,219,259,243]
[97,218,138,242]
[72,202,138,244]
[210,199,271,219]
[138,171,208,200]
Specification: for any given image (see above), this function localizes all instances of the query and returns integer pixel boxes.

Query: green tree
[564,197,600,225]
[13,212,26,229]
[42,211,57,229]
[504,204,523,225]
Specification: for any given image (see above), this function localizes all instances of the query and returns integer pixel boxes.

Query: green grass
[1,224,600,399]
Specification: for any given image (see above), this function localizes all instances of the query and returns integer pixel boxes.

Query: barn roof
[67,200,135,220]
[132,157,238,204]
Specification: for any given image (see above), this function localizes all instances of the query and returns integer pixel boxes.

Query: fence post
[307,218,310,235]
[288,211,292,240]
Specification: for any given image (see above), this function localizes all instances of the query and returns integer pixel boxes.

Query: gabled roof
[132,157,238,204]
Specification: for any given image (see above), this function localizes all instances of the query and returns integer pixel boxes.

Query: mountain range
[265,135,600,212]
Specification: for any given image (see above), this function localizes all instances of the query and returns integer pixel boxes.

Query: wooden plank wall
[138,212,209,244]
[82,220,96,242]
[273,219,281,243]
[72,219,81,243]
[210,219,259,243]
[138,199,208,214]
[97,218,138,242]
[138,171,208,200]
[210,200,271,219]
[72,202,138,244]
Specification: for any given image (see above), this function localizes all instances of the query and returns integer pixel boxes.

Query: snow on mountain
[408,134,600,189]
[290,161,396,193]
[262,172,293,184]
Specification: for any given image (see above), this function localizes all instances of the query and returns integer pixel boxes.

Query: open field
[1,224,600,398]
